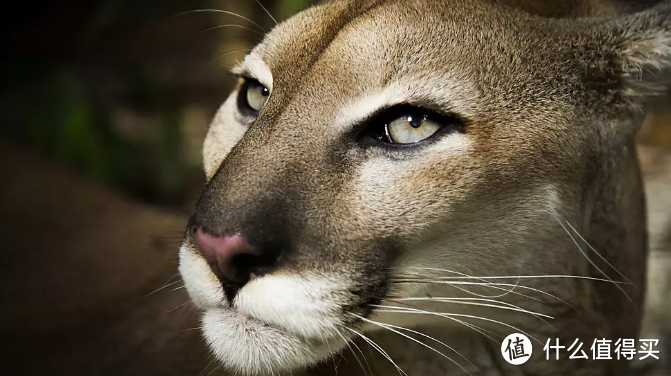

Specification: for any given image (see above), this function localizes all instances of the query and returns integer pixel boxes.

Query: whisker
[348,335,374,376]
[372,304,542,344]
[375,299,500,343]
[390,279,573,308]
[204,364,222,376]
[390,277,534,300]
[324,331,339,374]
[192,24,265,38]
[342,326,407,376]
[353,314,480,375]
[393,268,542,302]
[200,354,221,376]
[167,300,191,313]
[165,326,202,336]
[555,217,632,303]
[386,297,554,319]
[255,0,279,26]
[446,316,501,342]
[209,48,254,66]
[398,268,630,284]
[561,218,633,284]
[387,297,556,331]
[334,328,370,376]
[142,279,183,299]
[172,9,266,32]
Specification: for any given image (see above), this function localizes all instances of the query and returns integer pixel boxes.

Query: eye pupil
[409,116,423,129]
[239,78,270,113]
[360,105,464,146]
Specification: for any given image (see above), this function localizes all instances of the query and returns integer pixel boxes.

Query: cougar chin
[200,310,341,375]
[179,245,351,374]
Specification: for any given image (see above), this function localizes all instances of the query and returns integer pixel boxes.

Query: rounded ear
[594,1,671,102]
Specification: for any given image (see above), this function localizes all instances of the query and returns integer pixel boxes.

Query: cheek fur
[203,95,249,178]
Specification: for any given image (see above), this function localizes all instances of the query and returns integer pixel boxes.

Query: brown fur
[181,1,671,375]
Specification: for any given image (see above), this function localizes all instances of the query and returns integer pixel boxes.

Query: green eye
[387,114,442,144]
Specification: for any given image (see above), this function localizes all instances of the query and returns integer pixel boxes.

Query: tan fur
[180,1,671,375]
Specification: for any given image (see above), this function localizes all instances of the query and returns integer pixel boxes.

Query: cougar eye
[362,105,464,145]
[387,114,441,144]
[238,78,270,114]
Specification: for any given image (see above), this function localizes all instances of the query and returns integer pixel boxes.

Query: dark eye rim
[235,76,268,117]
[354,103,468,149]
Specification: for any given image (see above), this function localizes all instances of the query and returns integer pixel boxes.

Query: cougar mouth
[178,241,368,374]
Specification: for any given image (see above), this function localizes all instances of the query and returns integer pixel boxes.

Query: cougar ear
[593,1,671,103]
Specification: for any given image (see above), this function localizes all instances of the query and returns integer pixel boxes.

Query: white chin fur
[235,274,342,339]
[179,245,348,374]
[202,309,330,375]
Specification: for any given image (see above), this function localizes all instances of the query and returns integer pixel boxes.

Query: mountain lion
[178,0,671,375]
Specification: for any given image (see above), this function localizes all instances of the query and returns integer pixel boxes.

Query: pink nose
[193,229,262,286]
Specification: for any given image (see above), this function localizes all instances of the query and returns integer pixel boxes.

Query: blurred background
[0,1,669,375]
[0,0,316,213]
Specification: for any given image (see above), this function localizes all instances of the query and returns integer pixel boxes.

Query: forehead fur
[250,0,617,124]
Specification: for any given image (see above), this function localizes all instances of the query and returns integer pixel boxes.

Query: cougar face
[179,0,671,374]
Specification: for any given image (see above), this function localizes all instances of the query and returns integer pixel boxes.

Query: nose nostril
[192,227,279,297]
[232,253,258,275]
[231,251,278,279]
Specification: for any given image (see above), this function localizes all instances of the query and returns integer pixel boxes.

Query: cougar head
[179,0,671,374]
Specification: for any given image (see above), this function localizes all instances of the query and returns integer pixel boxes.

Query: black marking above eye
[357,104,466,147]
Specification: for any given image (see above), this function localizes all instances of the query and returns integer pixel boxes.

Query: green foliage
[2,63,129,184]
[0,61,192,206]
[0,0,320,208]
